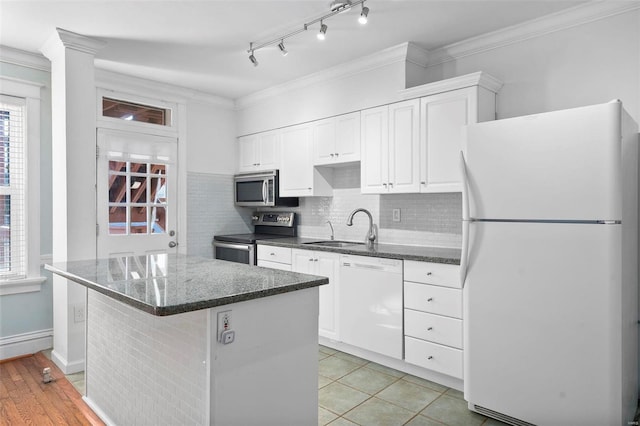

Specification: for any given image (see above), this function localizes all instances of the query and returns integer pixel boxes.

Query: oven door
[213,241,256,265]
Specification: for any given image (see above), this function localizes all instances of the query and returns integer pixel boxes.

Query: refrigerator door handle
[460,151,470,287]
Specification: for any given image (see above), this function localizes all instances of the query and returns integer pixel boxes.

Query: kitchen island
[46,253,328,426]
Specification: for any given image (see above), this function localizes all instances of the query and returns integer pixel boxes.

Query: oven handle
[213,241,253,251]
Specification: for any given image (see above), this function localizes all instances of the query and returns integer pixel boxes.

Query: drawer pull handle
[426,272,433,276]
[270,253,276,256]
[308,258,314,261]
[427,298,434,302]
[427,327,433,331]
[427,356,433,360]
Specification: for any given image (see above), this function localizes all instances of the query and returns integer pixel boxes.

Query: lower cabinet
[292,249,340,341]
[403,260,463,379]
[257,245,292,270]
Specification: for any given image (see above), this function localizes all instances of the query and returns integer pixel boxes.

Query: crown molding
[428,1,640,66]
[235,41,426,110]
[399,71,503,100]
[0,45,50,72]
[95,68,235,109]
[41,28,106,60]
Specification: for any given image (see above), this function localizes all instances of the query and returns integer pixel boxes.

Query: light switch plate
[392,208,401,222]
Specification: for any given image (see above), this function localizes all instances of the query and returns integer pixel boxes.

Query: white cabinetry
[292,249,340,340]
[419,86,495,192]
[257,245,292,271]
[313,112,361,166]
[403,260,463,379]
[361,99,420,194]
[280,124,332,197]
[238,130,279,173]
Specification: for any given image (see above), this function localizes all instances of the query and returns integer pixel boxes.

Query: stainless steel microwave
[234,170,299,207]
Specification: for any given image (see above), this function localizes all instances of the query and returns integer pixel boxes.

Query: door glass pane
[109,175,127,203]
[130,206,147,234]
[108,206,127,235]
[151,177,166,204]
[0,194,9,271]
[151,206,166,234]
[131,175,147,203]
[151,164,165,175]
[130,162,147,174]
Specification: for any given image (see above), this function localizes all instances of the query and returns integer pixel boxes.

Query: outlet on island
[217,310,234,344]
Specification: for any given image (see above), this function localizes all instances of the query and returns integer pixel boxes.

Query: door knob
[169,230,176,237]
[168,241,177,248]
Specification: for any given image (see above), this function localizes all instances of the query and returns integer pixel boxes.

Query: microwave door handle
[262,180,268,203]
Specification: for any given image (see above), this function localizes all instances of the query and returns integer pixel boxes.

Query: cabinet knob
[270,252,276,256]
[426,272,433,276]
[421,181,426,185]
[308,258,314,262]
[427,356,434,360]
[427,327,433,331]
[427,297,434,302]
[314,258,318,262]
[335,153,339,157]
[308,187,312,191]
[330,153,334,157]
[389,182,393,187]
[383,183,387,187]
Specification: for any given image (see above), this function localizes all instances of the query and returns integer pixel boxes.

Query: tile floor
[317,345,504,426]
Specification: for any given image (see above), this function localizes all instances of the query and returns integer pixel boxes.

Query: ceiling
[0,0,587,100]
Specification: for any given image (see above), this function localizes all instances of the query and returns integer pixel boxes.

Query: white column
[41,28,105,374]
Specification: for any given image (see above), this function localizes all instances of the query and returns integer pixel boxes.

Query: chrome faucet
[326,220,334,240]
[346,208,376,247]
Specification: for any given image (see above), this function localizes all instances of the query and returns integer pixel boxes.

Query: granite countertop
[45,253,328,316]
[257,237,461,265]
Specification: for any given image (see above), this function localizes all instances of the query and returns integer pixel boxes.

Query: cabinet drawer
[404,260,461,288]
[257,260,292,271]
[404,282,462,318]
[404,309,462,349]
[405,336,463,379]
[257,245,292,264]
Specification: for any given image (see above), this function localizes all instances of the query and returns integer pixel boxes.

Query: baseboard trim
[51,349,85,375]
[84,395,116,426]
[0,328,53,361]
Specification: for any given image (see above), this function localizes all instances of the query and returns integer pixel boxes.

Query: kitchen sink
[303,240,365,247]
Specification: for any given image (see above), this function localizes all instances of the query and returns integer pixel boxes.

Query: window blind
[0,94,26,279]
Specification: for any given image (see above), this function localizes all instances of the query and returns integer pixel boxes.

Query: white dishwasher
[339,254,403,359]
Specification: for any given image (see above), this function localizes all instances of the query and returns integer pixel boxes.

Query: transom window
[102,97,170,126]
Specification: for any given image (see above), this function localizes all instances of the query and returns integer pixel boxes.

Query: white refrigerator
[460,101,639,426]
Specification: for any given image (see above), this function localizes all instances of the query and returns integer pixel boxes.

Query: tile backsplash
[188,167,462,251]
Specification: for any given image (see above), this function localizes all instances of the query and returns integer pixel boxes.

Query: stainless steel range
[213,212,296,265]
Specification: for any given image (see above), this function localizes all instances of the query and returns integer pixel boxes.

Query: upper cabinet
[238,130,279,173]
[361,99,420,194]
[313,112,361,166]
[280,123,333,197]
[419,86,496,193]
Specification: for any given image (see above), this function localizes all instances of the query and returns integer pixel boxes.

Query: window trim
[0,76,45,295]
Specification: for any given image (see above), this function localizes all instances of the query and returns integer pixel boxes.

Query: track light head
[278,41,288,56]
[317,22,328,40]
[249,51,258,67]
[358,5,369,24]
[330,0,352,13]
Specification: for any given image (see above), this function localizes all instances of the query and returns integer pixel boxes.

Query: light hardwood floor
[0,352,103,426]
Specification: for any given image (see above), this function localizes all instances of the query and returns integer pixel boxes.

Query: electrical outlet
[217,310,232,343]
[392,208,401,222]
[73,305,85,323]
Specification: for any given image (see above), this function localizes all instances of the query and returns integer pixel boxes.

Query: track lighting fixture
[317,22,328,40]
[247,0,369,66]
[359,5,369,24]
[278,41,288,56]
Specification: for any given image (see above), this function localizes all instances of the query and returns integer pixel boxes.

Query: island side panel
[210,286,320,426]
[85,290,209,425]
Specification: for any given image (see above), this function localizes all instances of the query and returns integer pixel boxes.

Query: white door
[464,221,621,425]
[464,102,621,220]
[316,252,340,341]
[388,99,420,193]
[360,105,389,194]
[97,128,178,258]
[238,134,258,172]
[280,124,313,196]
[257,130,279,170]
[334,112,360,162]
[313,117,337,165]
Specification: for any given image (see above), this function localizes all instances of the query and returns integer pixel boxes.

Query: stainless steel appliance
[213,211,296,265]
[234,170,299,207]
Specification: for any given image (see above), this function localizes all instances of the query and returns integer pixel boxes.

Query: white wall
[186,100,237,175]
[426,9,640,123]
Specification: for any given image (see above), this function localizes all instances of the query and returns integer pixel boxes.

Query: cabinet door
[334,111,360,163]
[238,134,258,172]
[257,130,280,170]
[420,87,477,193]
[360,105,389,194]
[388,99,420,193]
[313,118,336,166]
[280,124,313,196]
[291,248,315,274]
[315,252,340,341]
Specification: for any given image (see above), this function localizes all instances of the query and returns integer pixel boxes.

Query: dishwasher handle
[341,261,385,270]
